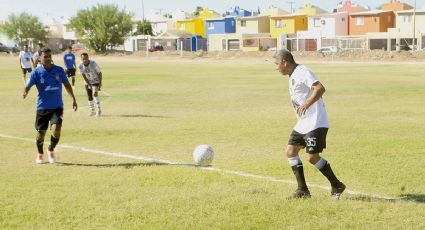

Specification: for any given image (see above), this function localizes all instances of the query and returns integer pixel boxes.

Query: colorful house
[349,10,395,35]
[205,17,236,38]
[381,0,413,11]
[298,12,349,39]
[236,15,270,34]
[297,3,328,16]
[199,7,221,19]
[270,14,308,38]
[261,5,289,16]
[338,0,368,13]
[231,6,252,17]
[176,18,206,37]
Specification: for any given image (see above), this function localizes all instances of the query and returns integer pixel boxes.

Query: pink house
[338,0,368,13]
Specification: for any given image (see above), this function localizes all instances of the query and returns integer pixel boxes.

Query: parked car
[318,46,340,53]
[72,44,84,52]
[149,45,164,52]
[0,43,19,54]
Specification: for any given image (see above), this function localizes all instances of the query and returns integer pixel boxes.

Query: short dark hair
[81,52,89,57]
[39,47,51,54]
[274,49,295,64]
[68,46,72,50]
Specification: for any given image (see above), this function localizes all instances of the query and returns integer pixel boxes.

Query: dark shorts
[35,108,63,133]
[288,128,328,154]
[66,68,76,77]
[21,68,32,74]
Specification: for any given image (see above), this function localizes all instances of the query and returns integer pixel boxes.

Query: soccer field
[0,55,424,229]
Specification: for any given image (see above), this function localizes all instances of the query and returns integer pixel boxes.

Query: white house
[146,11,174,36]
[297,12,349,39]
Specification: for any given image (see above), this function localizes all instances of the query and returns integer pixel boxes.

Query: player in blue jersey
[23,47,78,164]
[63,46,76,86]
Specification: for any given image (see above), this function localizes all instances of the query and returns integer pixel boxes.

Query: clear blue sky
[0,0,422,23]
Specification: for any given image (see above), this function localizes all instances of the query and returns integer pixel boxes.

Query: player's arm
[297,81,326,116]
[81,73,91,88]
[22,86,31,99]
[98,72,102,90]
[64,82,78,111]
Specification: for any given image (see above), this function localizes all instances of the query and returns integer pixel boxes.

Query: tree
[134,19,153,36]
[194,6,203,16]
[68,4,133,52]
[2,12,47,46]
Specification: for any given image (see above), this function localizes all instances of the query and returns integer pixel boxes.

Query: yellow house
[236,15,270,34]
[297,3,328,16]
[175,7,219,37]
[270,14,308,38]
[176,18,205,37]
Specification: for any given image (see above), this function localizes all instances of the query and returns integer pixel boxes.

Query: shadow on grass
[399,194,425,203]
[346,195,398,203]
[56,162,208,169]
[103,114,169,118]
[57,161,168,169]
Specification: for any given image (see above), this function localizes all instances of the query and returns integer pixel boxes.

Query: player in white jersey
[78,53,102,117]
[32,43,44,68]
[274,49,345,200]
[18,45,34,84]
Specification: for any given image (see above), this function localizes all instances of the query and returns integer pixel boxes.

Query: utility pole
[412,0,416,51]
[287,1,295,14]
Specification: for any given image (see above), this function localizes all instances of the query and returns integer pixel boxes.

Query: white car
[318,46,340,53]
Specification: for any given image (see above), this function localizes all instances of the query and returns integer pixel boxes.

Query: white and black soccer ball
[193,144,214,166]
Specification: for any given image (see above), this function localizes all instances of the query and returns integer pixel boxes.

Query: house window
[243,39,258,47]
[313,18,321,27]
[208,22,214,29]
[275,19,283,28]
[342,17,345,22]
[180,23,185,30]
[403,15,412,23]
[232,20,235,26]
[241,20,246,27]
[356,16,364,26]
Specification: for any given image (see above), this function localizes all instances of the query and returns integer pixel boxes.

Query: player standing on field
[23,47,78,164]
[18,44,34,85]
[32,43,44,68]
[78,53,102,117]
[64,46,77,86]
[274,49,345,200]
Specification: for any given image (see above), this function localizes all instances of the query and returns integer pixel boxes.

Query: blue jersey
[26,65,69,110]
[63,53,76,69]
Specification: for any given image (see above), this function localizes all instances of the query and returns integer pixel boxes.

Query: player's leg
[71,69,75,86]
[92,85,101,117]
[21,68,27,84]
[85,85,95,116]
[286,130,310,199]
[47,109,63,164]
[34,110,49,163]
[305,128,345,199]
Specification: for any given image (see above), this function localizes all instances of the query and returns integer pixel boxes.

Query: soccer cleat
[89,110,96,116]
[48,151,56,164]
[287,188,311,200]
[331,182,346,200]
[95,109,101,117]
[35,154,43,164]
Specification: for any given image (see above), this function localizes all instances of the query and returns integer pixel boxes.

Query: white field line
[0,133,398,201]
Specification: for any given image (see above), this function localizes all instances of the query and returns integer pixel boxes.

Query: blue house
[205,6,252,38]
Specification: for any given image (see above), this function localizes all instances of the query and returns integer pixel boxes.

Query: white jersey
[33,52,41,67]
[19,51,33,68]
[289,65,329,134]
[78,60,101,85]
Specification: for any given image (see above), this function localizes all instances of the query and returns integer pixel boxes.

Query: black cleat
[331,182,346,200]
[287,189,311,200]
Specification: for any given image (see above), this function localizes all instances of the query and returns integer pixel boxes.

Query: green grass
[0,55,424,229]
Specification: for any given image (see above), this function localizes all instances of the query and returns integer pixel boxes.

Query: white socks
[288,156,302,167]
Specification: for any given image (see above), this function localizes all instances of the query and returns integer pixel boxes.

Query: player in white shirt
[18,45,34,84]
[274,49,345,200]
[78,53,102,117]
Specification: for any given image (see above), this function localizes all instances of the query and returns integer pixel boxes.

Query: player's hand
[98,85,101,91]
[73,100,78,111]
[296,104,308,116]
[87,84,92,90]
[22,92,27,99]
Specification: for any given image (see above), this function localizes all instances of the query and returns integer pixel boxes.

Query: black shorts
[35,108,64,133]
[288,128,328,154]
[66,68,76,77]
[21,68,32,74]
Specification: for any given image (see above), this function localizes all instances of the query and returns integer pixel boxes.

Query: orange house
[349,10,395,35]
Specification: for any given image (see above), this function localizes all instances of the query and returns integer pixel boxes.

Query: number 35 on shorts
[306,137,317,147]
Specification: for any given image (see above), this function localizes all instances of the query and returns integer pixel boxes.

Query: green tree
[134,19,153,36]
[194,6,203,16]
[68,4,133,52]
[2,12,47,46]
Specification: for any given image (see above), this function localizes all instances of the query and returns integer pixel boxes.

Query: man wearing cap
[274,49,345,200]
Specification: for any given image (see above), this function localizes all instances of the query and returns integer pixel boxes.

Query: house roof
[236,15,270,20]
[270,14,307,19]
[157,30,193,39]
[205,17,235,21]
[396,9,425,14]
[349,10,393,16]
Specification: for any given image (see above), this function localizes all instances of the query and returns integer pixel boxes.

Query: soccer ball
[193,144,214,166]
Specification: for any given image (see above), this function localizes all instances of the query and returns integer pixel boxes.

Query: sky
[0,0,423,23]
